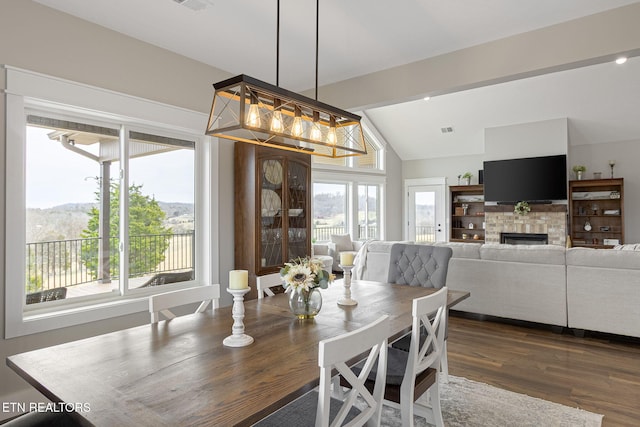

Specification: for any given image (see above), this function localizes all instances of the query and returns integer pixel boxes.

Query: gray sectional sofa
[352,240,640,338]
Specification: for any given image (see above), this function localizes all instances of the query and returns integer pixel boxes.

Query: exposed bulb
[291,116,304,137]
[310,111,322,141]
[271,110,284,133]
[247,103,261,127]
[327,116,337,145]
[310,124,321,141]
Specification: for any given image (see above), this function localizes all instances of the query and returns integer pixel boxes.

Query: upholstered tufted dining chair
[387,243,453,382]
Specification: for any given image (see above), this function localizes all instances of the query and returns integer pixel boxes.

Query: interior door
[407,184,446,243]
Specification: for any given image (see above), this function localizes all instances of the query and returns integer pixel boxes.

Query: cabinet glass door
[260,158,284,268]
[287,160,307,260]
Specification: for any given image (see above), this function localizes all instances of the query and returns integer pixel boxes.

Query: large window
[25,119,196,303]
[5,67,216,337]
[312,175,384,243]
[311,118,386,243]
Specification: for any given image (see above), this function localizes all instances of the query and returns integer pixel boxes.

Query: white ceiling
[34,0,640,160]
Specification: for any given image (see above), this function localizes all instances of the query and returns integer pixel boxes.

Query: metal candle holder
[223,287,254,347]
[337,264,357,306]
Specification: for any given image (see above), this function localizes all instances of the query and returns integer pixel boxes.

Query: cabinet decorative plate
[261,189,281,216]
[584,221,592,231]
[263,160,283,185]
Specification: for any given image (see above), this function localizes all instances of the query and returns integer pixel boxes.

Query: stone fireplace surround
[484,204,567,246]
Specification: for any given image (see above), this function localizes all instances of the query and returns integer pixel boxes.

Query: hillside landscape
[26,202,194,243]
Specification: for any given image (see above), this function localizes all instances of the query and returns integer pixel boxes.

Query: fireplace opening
[501,233,548,245]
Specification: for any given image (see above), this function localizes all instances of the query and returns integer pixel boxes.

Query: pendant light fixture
[205,0,367,158]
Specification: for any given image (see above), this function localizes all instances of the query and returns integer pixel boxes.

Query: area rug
[377,375,603,427]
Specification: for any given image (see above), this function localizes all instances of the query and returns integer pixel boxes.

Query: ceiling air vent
[440,126,454,134]
[172,0,209,11]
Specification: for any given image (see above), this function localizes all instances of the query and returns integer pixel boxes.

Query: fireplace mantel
[485,204,567,213]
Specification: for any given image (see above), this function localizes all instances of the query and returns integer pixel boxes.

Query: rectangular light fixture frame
[205,75,368,158]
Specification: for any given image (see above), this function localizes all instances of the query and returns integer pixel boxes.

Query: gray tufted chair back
[387,244,453,288]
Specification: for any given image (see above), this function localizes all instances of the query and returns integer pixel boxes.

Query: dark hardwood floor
[447,314,640,427]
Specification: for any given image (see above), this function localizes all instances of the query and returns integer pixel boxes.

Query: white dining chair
[253,315,390,427]
[342,287,448,427]
[385,287,448,427]
[256,272,283,299]
[149,284,220,323]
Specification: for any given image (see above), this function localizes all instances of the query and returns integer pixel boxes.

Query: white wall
[484,118,568,161]
[384,144,404,240]
[403,153,484,186]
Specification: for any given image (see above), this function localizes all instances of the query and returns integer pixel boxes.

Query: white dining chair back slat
[256,272,283,299]
[149,284,220,323]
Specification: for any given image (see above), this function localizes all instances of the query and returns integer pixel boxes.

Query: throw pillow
[613,243,640,251]
[331,234,353,252]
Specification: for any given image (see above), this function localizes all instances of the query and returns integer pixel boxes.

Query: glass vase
[289,288,322,319]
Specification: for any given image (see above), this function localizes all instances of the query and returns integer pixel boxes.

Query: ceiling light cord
[276,0,280,87]
[315,0,319,101]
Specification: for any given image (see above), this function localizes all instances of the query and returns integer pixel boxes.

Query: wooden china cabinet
[234,143,311,299]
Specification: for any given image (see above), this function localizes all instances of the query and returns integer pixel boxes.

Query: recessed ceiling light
[423,96,431,101]
[615,57,628,65]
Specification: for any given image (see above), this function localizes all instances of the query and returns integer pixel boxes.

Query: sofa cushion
[434,242,481,259]
[330,234,353,251]
[567,247,640,270]
[480,243,565,265]
[366,241,399,254]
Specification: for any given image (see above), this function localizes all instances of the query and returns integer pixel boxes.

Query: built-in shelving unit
[569,178,624,249]
[450,184,485,243]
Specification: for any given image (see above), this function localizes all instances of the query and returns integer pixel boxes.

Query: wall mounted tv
[483,154,567,203]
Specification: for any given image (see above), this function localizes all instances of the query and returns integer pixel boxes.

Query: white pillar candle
[340,252,355,266]
[229,270,249,289]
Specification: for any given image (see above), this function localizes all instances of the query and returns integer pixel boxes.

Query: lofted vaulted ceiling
[33,0,640,160]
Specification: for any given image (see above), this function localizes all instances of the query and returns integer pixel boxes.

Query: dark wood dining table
[7,280,469,426]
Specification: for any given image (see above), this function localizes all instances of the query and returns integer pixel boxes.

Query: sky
[26,126,194,209]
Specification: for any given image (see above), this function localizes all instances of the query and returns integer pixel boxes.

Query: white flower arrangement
[514,201,531,215]
[280,257,334,294]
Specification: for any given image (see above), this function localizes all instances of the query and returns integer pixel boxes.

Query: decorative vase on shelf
[289,288,322,319]
[577,171,583,180]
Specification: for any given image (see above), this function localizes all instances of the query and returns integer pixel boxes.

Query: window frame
[357,183,380,240]
[311,115,387,242]
[312,114,386,173]
[4,67,219,338]
[311,171,385,243]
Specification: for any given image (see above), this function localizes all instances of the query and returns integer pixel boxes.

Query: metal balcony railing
[26,231,194,291]
[415,225,436,242]
[312,225,378,242]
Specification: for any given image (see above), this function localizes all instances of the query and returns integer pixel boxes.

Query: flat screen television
[483,154,567,203]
